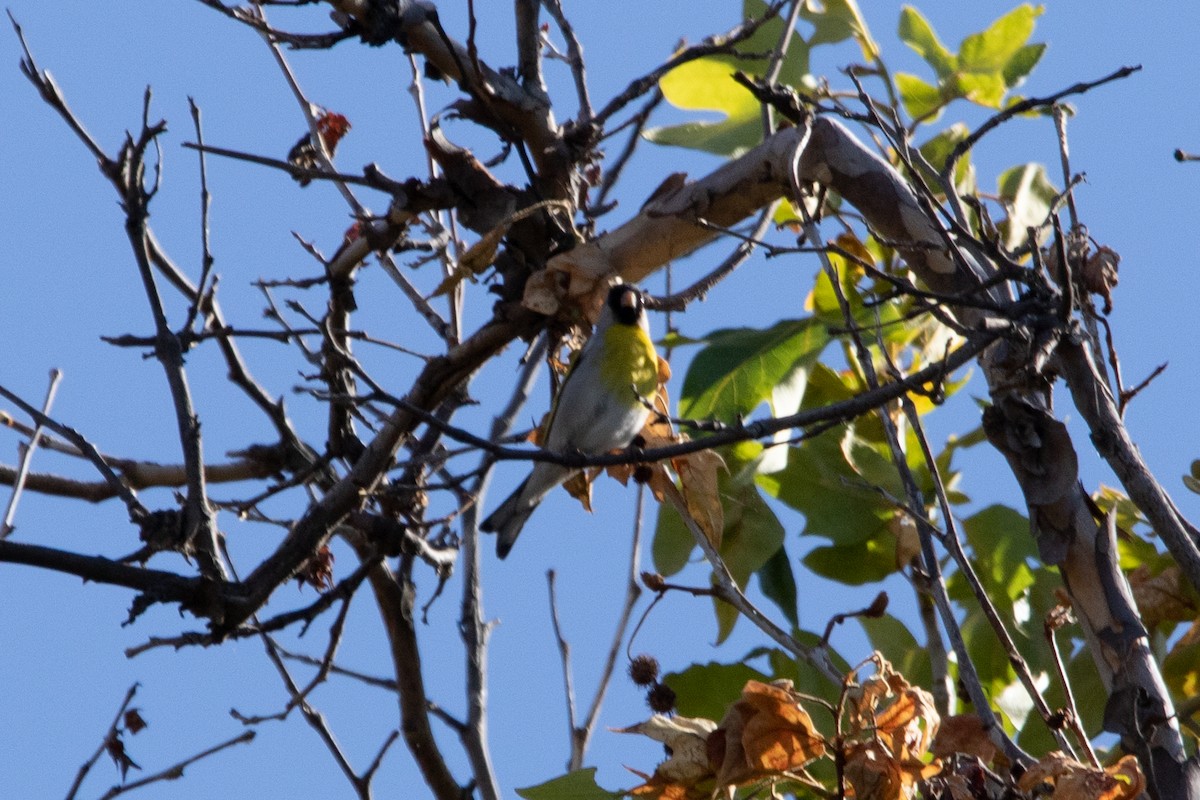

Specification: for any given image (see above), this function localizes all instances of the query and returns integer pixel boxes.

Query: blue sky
[3,1,1200,797]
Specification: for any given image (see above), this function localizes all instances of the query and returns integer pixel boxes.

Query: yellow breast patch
[600,324,659,405]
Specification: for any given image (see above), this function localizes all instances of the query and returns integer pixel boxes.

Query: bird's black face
[608,284,643,326]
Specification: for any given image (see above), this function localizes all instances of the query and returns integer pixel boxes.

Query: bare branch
[1,369,61,538]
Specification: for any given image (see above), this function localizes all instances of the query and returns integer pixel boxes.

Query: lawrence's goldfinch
[482,283,659,558]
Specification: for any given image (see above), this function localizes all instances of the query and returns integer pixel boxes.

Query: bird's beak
[619,289,640,312]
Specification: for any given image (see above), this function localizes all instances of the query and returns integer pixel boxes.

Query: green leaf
[953,71,1007,109]
[917,123,974,192]
[757,542,800,628]
[959,4,1043,73]
[897,6,955,78]
[516,768,622,800]
[758,429,894,552]
[766,637,851,701]
[653,497,695,576]
[803,539,894,584]
[997,162,1056,250]
[895,72,944,121]
[896,4,1045,117]
[1003,42,1046,89]
[645,56,763,157]
[714,483,787,642]
[1064,646,1107,736]
[1163,632,1200,704]
[860,614,932,688]
[801,0,879,60]
[956,505,1037,602]
[679,319,829,425]
[665,661,769,721]
[646,0,810,157]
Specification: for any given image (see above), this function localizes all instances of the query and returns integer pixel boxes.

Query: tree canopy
[3,2,1200,799]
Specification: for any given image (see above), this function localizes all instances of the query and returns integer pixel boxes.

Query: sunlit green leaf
[801,0,879,60]
[1003,42,1046,88]
[915,123,974,194]
[997,162,1057,250]
[896,72,945,120]
[1064,645,1108,736]
[1163,625,1200,702]
[808,252,866,324]
[758,431,891,549]
[842,426,905,498]
[646,57,763,157]
[801,361,859,408]
[647,0,810,157]
[517,768,622,800]
[895,4,1044,118]
[957,505,1037,601]
[897,6,955,78]
[958,4,1043,73]
[679,319,830,424]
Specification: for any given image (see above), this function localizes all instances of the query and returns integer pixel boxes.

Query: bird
[481,283,660,559]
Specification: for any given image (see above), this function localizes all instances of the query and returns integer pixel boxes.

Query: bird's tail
[480,477,537,559]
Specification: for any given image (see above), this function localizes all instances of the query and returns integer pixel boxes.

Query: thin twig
[1,369,62,538]
[64,684,139,800]
[541,0,593,122]
[944,65,1141,186]
[546,569,580,766]
[183,98,215,335]
[1045,610,1100,768]
[573,484,645,768]
[94,730,256,800]
[0,384,147,520]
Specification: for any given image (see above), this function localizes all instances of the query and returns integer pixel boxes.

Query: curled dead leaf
[844,739,941,800]
[562,469,596,512]
[616,714,717,784]
[847,655,940,762]
[930,715,997,765]
[105,731,141,781]
[296,544,335,592]
[1128,563,1196,631]
[710,680,826,787]
[833,231,876,269]
[1017,752,1144,800]
[1082,244,1119,314]
[886,511,921,570]
[672,448,726,551]
[123,708,148,735]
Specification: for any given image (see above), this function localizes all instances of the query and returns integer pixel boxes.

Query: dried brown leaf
[563,469,595,512]
[886,511,921,570]
[672,448,726,550]
[123,708,148,735]
[844,739,940,800]
[296,544,335,592]
[930,715,997,764]
[1128,563,1196,631]
[848,655,939,761]
[1017,752,1144,800]
[711,680,826,788]
[616,714,717,785]
[105,732,141,781]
